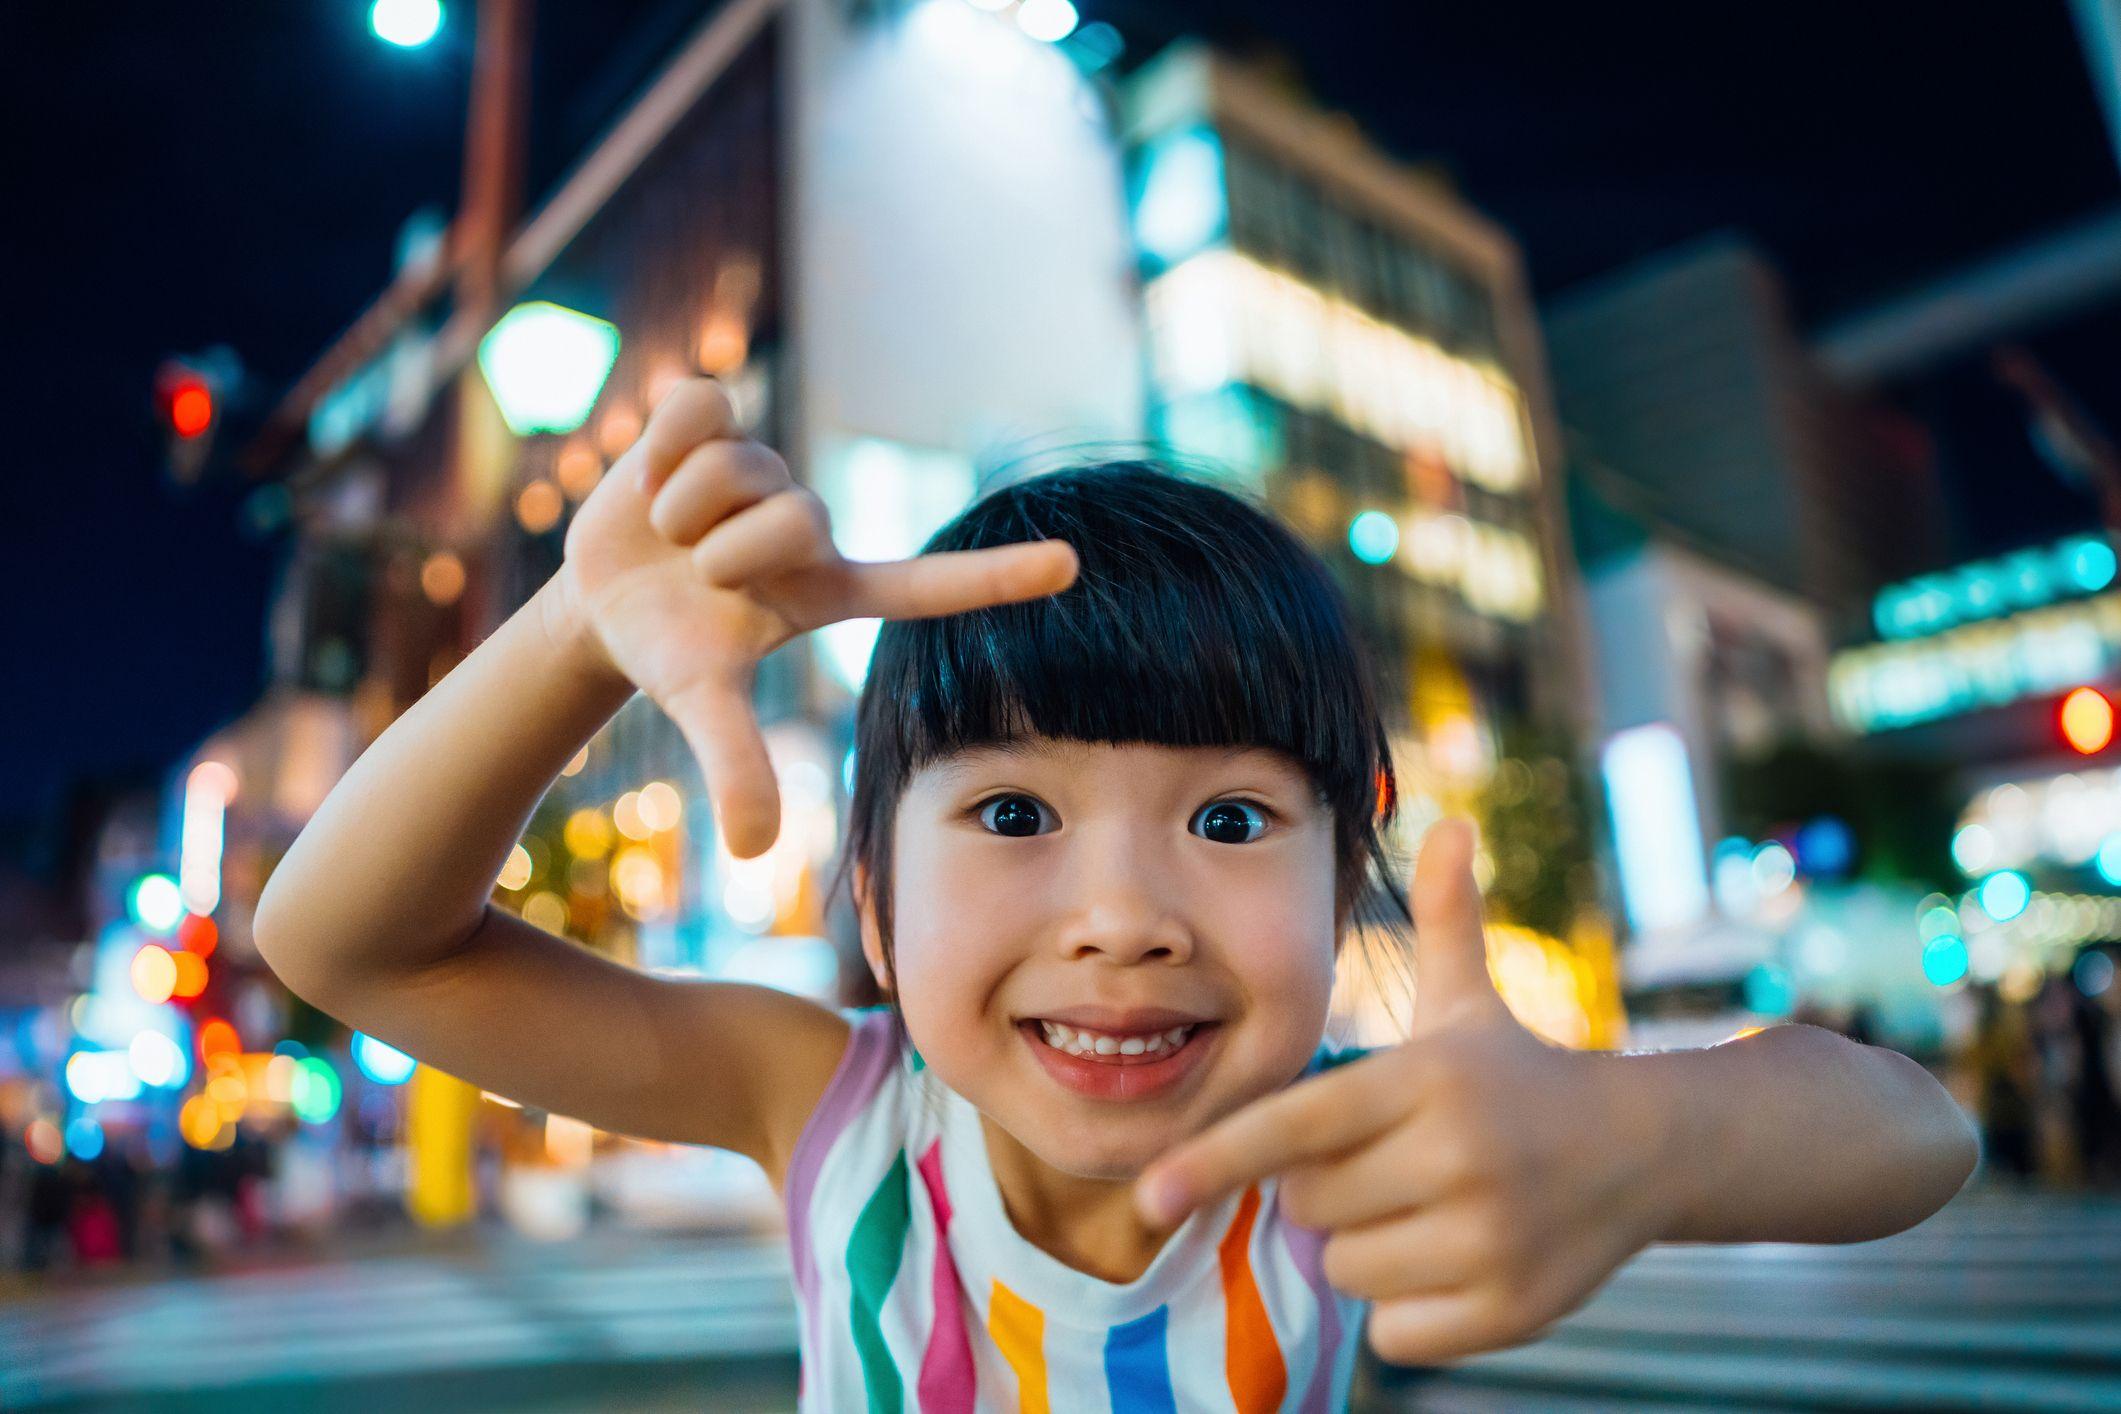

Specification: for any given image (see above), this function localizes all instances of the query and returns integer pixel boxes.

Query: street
[3,1187,2116,1412]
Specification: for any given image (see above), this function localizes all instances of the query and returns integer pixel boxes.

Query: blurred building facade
[1549,236,1948,612]
[1549,238,1963,1050]
[1116,43,1610,1046]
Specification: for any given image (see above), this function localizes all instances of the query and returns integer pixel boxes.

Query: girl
[255,380,1978,1412]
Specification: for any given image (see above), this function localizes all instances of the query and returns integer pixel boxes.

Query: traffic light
[153,349,243,483]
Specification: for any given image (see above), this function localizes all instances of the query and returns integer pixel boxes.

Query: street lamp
[371,0,446,49]
[476,301,621,436]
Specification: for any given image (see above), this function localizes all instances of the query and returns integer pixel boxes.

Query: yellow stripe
[987,1278,1049,1414]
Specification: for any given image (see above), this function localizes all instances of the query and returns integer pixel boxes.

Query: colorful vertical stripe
[1282,1217,1343,1414]
[848,1149,912,1414]
[1218,1184,1288,1414]
[988,1279,1050,1413]
[786,1008,899,1313]
[913,1138,977,1412]
[1103,1303,1178,1413]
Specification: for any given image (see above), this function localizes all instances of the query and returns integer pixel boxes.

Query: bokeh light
[565,808,614,857]
[370,0,444,49]
[497,843,534,891]
[64,1115,104,1162]
[1922,935,1970,986]
[613,791,651,841]
[170,950,209,999]
[420,551,466,606]
[638,780,683,833]
[198,1018,241,1062]
[1347,509,1400,565]
[1016,0,1079,43]
[176,912,218,957]
[130,944,177,1005]
[2060,687,2115,755]
[128,1030,188,1088]
[515,479,564,534]
[352,1032,418,1086]
[129,874,184,934]
[290,1057,344,1124]
[1977,870,2032,924]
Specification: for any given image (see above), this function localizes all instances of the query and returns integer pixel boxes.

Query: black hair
[828,458,1413,1011]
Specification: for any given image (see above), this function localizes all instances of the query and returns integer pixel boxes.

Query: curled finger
[649,439,791,547]
[690,490,834,591]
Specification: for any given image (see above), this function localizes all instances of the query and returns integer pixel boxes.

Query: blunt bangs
[837,460,1407,966]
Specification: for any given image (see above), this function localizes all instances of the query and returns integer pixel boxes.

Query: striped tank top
[783,1005,1375,1412]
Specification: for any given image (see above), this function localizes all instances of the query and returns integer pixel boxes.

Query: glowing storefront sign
[1872,532,2116,641]
[1830,591,2121,732]
[1143,248,1530,493]
[1601,723,1711,935]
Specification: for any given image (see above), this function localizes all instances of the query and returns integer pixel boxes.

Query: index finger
[841,539,1079,621]
[1134,1050,1407,1231]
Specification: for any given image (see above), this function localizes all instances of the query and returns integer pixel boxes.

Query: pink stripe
[914,1137,978,1411]
[785,1009,901,1322]
[1281,1211,1343,1414]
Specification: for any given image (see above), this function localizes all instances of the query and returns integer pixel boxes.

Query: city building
[1549,238,1970,1049]
[1118,43,1613,1047]
[1548,235,1947,615]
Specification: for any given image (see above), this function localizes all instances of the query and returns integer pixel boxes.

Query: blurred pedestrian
[2068,979,2121,1185]
[1968,987,2037,1182]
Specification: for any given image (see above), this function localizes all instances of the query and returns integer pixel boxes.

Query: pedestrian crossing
[1374,1189,2121,1412]
[0,1231,801,1409]
[3,1189,2117,1411]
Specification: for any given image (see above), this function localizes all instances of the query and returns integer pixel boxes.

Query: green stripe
[847,1149,912,1413]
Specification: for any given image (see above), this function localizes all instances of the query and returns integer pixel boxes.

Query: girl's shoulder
[783,1006,926,1180]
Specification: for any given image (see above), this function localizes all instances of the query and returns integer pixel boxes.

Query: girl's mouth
[1017,1018,1220,1101]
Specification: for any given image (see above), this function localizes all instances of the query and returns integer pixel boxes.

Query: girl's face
[862,736,1340,1181]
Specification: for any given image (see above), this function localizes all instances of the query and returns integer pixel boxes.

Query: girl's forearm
[253,575,634,999]
[1619,1024,1979,1244]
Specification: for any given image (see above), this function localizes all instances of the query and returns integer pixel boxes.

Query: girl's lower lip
[1018,1020,1219,1102]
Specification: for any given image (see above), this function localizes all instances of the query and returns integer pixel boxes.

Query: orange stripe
[1218,1184,1287,1414]
[987,1278,1049,1414]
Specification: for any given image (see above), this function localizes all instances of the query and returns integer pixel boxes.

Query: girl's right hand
[553,378,1079,858]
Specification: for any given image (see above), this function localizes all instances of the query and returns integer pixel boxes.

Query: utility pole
[406,0,535,1234]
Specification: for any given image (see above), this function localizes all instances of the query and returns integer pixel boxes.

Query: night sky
[8,2,2118,871]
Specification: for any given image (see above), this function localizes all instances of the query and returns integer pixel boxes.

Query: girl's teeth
[1037,1020,1197,1058]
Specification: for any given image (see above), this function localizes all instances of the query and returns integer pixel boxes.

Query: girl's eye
[977,794,1052,837]
[1191,799,1268,845]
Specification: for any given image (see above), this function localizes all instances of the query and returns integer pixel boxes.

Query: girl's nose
[1052,839,1194,965]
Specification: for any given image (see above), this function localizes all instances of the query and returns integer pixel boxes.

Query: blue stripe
[1103,1304,1178,1414]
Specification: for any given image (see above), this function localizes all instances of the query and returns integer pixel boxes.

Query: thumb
[1409,819,1506,1031]
[660,660,780,859]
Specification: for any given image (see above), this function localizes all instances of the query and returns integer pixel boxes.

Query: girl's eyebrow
[923,741,1041,780]
[928,741,1308,786]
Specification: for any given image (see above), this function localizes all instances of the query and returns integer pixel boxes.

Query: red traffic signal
[154,352,241,483]
[168,378,214,438]
[156,361,219,439]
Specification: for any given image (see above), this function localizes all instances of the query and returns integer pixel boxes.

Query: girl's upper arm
[278,903,852,1178]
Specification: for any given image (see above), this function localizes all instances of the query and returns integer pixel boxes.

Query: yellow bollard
[406,1063,480,1227]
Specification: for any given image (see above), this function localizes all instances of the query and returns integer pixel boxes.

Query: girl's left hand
[1132,819,1680,1366]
